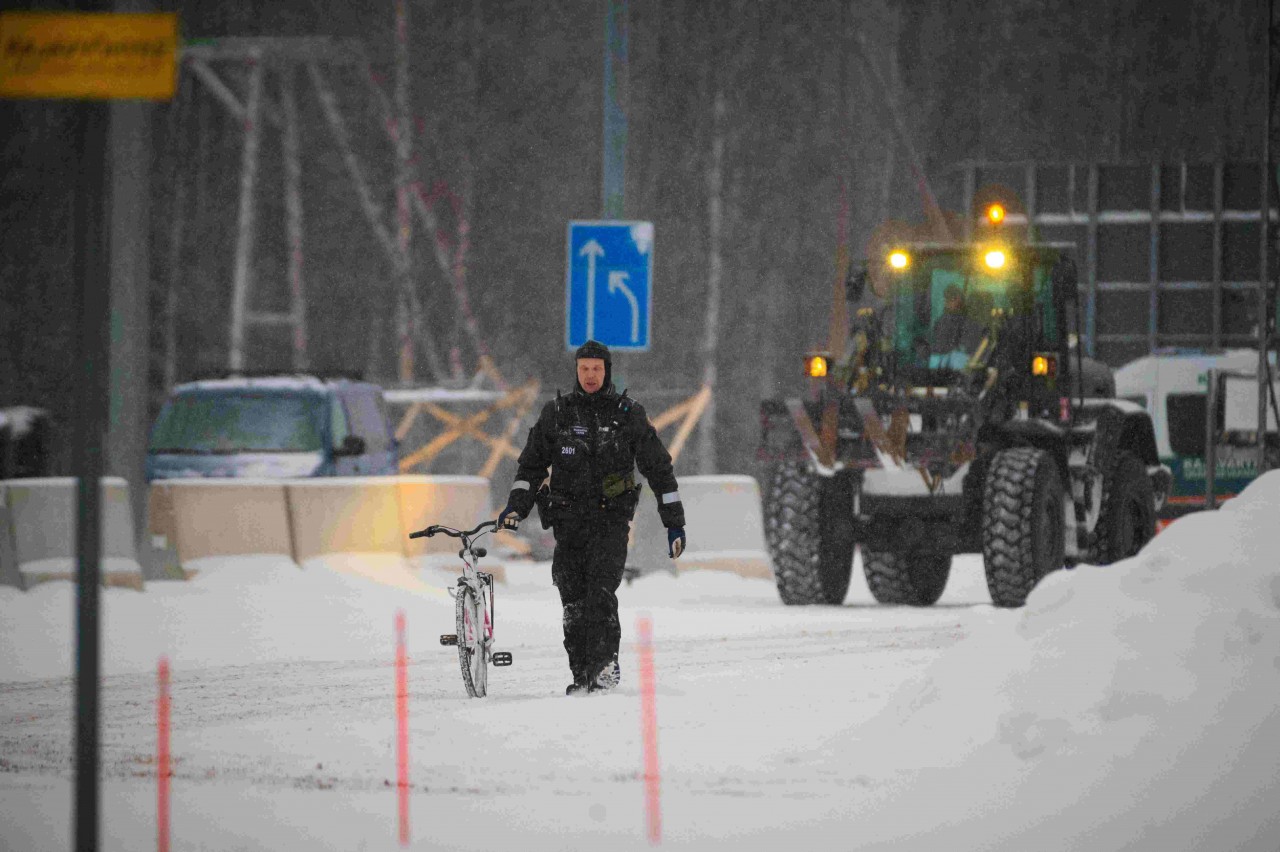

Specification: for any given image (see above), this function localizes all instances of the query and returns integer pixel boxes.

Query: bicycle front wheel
[455,583,489,697]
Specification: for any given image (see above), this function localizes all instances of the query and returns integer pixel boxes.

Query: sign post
[0,12,178,852]
[566,220,653,351]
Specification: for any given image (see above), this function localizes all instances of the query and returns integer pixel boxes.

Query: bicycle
[408,519,513,697]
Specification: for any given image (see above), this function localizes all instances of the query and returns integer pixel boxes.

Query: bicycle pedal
[492,651,513,667]
[439,634,457,646]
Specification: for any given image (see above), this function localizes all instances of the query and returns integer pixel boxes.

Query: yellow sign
[0,12,178,100]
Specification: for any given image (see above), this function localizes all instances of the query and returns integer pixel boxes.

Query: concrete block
[3,477,144,589]
[630,474,773,581]
[155,480,294,565]
[286,477,404,562]
[398,475,493,557]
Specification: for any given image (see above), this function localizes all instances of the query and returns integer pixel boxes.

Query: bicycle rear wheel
[455,582,489,697]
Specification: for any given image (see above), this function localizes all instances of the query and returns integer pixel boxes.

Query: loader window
[1032,266,1061,347]
[884,251,1065,376]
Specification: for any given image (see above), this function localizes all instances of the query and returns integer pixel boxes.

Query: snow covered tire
[861,549,951,606]
[981,447,1065,608]
[1087,449,1155,565]
[763,460,856,605]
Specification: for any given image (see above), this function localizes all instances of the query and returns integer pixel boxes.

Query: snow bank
[835,469,1280,851]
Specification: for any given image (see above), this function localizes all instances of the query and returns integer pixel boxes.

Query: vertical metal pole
[73,96,110,852]
[1085,163,1100,357]
[699,91,725,475]
[228,51,264,373]
[1149,162,1161,354]
[1259,0,1273,474]
[1024,162,1038,243]
[1212,160,1224,348]
[603,0,628,219]
[1068,163,1077,216]
[1206,368,1219,509]
[280,65,308,370]
[108,92,155,581]
[163,74,191,392]
[698,0,724,475]
[395,0,415,383]
[962,163,976,241]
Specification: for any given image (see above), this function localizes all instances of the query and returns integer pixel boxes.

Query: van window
[329,396,350,446]
[343,388,390,453]
[1165,392,1225,457]
[150,392,326,453]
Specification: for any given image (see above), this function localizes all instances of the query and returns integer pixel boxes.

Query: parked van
[146,375,399,481]
[1115,348,1278,524]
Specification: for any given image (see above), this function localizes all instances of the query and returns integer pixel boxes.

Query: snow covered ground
[2,472,1279,851]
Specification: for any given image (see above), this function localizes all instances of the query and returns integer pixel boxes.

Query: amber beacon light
[806,355,830,378]
[1031,355,1057,377]
[986,203,1006,225]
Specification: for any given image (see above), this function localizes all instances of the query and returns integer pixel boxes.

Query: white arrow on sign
[579,239,606,340]
[607,270,640,343]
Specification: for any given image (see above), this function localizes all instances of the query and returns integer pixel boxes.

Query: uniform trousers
[550,514,631,680]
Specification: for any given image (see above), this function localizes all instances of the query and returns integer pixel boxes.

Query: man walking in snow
[497,340,686,695]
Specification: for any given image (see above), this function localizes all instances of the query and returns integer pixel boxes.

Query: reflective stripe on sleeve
[662,491,681,505]
[513,480,531,491]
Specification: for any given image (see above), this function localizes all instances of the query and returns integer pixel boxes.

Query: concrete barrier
[148,475,505,584]
[287,477,405,562]
[629,474,773,580]
[2,477,144,589]
[399,475,505,582]
[0,483,22,589]
[149,480,293,571]
[397,475,493,554]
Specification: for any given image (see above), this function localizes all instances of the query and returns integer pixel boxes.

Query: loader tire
[982,447,1065,608]
[1087,450,1155,565]
[763,460,856,605]
[861,549,951,606]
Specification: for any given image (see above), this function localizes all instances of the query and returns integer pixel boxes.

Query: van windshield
[149,391,326,453]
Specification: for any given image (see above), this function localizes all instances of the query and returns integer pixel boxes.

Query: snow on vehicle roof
[1114,348,1267,394]
[175,376,345,394]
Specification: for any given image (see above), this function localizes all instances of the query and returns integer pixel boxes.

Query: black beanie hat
[574,339,611,363]
[574,339,612,392]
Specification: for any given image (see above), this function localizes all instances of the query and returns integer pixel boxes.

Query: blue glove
[667,527,686,559]
[498,502,521,532]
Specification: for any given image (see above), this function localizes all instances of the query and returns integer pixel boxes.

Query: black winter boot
[587,655,621,693]
[565,672,589,695]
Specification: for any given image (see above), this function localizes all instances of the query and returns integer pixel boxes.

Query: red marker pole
[156,657,171,852]
[637,616,662,844]
[395,610,410,846]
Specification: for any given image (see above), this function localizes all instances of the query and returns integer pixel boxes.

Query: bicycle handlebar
[408,519,498,540]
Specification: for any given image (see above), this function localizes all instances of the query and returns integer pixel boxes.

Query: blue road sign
[566,220,653,351]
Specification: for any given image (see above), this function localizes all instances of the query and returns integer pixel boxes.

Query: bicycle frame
[455,537,494,654]
[408,519,511,697]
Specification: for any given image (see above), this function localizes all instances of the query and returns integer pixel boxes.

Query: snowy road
[0,598,976,786]
[3,487,1279,852]
[0,556,1008,851]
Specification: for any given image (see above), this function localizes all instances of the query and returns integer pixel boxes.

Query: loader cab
[877,244,1073,392]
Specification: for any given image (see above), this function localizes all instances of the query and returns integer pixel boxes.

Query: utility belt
[535,472,639,529]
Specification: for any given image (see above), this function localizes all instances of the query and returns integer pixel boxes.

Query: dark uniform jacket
[506,385,685,529]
